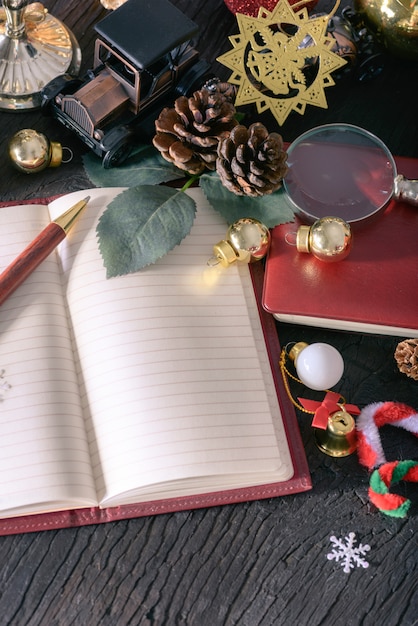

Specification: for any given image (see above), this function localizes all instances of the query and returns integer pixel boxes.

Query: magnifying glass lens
[284,124,397,223]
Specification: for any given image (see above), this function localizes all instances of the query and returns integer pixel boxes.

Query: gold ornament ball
[8,129,62,174]
[228,218,271,262]
[354,0,418,60]
[296,216,352,262]
[212,217,270,267]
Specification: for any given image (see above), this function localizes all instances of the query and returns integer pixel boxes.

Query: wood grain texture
[0,222,64,305]
[0,0,417,624]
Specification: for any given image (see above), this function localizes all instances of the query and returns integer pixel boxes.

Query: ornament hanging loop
[284,231,297,246]
[61,146,74,164]
[207,255,221,268]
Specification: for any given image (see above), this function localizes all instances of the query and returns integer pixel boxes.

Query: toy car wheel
[102,138,134,168]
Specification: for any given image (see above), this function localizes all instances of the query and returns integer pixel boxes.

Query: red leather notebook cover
[263,155,418,336]
[0,259,311,536]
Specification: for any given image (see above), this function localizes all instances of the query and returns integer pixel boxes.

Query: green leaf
[83,144,184,187]
[97,185,196,277]
[199,172,295,228]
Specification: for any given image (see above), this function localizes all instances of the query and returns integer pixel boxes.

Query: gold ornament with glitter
[217,0,347,125]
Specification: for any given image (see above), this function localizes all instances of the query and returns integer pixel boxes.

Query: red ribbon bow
[298,391,360,430]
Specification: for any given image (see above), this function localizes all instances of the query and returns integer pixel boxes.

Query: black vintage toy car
[41,0,211,167]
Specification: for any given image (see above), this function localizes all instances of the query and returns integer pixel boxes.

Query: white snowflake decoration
[327,532,370,573]
[0,369,11,401]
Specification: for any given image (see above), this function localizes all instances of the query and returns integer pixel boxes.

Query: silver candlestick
[0,1,81,110]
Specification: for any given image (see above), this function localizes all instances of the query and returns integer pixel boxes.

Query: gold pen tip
[55,196,91,233]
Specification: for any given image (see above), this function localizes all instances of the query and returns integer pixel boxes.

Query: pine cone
[202,78,237,104]
[216,123,288,197]
[394,338,418,380]
[152,88,238,176]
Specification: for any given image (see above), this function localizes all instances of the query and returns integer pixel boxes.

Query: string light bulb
[288,341,344,391]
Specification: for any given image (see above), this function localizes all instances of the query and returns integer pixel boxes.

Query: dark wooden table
[0,1,417,624]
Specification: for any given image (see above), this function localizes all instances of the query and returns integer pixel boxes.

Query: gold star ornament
[217,0,347,125]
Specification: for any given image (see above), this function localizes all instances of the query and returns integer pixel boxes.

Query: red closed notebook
[263,155,418,337]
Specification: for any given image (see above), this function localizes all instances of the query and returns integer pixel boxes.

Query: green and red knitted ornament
[369,460,418,518]
[356,401,418,518]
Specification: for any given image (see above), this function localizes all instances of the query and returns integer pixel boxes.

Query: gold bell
[209,217,270,268]
[8,129,64,174]
[296,216,352,262]
[315,409,357,457]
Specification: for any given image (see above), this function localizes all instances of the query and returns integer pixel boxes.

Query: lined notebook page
[0,205,97,517]
[49,188,294,506]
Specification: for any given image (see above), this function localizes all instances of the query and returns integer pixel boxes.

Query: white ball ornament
[289,341,344,391]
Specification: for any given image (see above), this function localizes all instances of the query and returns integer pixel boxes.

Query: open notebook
[0,187,310,535]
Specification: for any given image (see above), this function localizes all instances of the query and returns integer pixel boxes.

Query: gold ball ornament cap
[8,129,63,173]
[212,239,239,268]
[49,141,63,168]
[295,226,311,254]
[315,410,357,457]
[296,216,352,262]
[288,341,309,363]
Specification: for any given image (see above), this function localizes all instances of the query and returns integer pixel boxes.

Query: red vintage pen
[0,196,90,307]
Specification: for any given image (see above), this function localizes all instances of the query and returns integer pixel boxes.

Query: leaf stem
[180,174,200,192]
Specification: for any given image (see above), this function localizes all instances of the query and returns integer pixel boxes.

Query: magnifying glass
[283,123,418,224]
